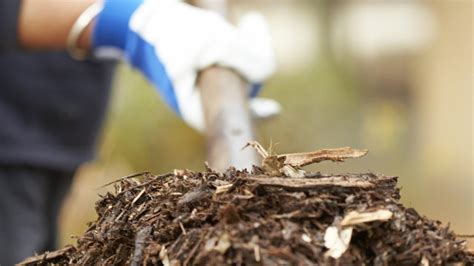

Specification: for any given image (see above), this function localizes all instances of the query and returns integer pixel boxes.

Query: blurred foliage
[98,65,205,173]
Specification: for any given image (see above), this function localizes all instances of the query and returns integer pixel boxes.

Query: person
[0,0,275,264]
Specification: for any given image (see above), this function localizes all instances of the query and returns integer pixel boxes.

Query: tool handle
[192,0,259,171]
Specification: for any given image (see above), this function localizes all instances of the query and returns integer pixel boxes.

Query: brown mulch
[21,168,473,265]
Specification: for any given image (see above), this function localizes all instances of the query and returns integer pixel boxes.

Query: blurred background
[60,0,473,248]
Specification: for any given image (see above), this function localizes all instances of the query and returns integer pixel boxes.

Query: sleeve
[0,0,22,52]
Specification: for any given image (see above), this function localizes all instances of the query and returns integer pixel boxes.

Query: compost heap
[22,142,473,265]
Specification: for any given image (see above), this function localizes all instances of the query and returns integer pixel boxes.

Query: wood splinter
[244,176,374,189]
[244,141,369,177]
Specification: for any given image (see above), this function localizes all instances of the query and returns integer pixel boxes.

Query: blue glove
[92,0,276,131]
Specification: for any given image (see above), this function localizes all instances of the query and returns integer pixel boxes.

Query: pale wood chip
[341,209,393,226]
[244,176,374,189]
[279,147,369,167]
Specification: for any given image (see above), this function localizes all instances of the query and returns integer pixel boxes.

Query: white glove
[93,0,276,130]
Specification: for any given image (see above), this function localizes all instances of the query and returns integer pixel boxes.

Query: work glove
[92,0,277,131]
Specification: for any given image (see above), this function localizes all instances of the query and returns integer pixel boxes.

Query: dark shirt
[0,0,115,171]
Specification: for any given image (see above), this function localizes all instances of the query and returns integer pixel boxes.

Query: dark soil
[21,167,473,265]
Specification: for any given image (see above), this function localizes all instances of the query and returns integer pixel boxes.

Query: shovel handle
[192,0,259,171]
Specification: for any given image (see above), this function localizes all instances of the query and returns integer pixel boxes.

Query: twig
[183,230,210,266]
[457,234,474,238]
[17,246,75,265]
[98,171,151,189]
[119,173,174,195]
[132,188,147,206]
[179,222,187,235]
[243,141,269,158]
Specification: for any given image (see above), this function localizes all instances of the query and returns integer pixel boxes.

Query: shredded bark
[20,168,473,265]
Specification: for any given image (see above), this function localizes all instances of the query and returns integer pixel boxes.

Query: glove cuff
[92,0,143,50]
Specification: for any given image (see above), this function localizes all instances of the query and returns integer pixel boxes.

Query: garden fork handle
[192,0,259,171]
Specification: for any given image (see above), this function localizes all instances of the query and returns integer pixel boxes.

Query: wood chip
[246,141,368,168]
[159,246,170,266]
[341,209,393,226]
[244,176,374,188]
[215,184,234,194]
[214,233,231,254]
[254,244,261,262]
[245,141,368,178]
[324,226,353,259]
[278,147,368,167]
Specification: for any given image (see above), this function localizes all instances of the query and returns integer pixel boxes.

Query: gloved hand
[92,0,276,131]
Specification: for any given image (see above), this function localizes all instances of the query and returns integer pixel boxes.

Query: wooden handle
[192,0,259,171]
[197,67,259,171]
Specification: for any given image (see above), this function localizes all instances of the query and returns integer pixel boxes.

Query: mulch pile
[21,144,473,265]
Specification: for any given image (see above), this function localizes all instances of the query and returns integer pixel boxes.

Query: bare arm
[18,0,95,50]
